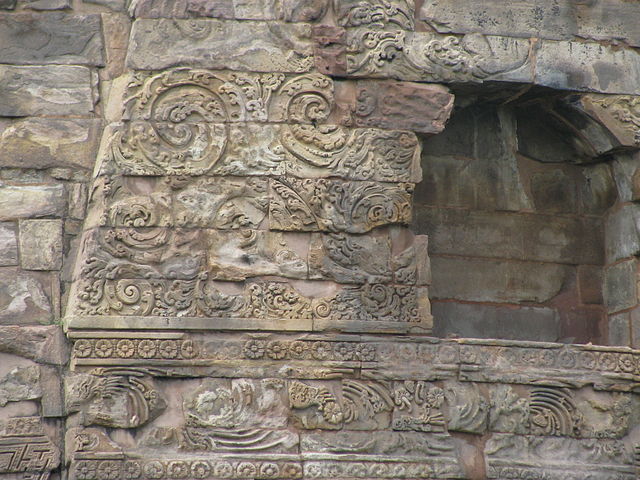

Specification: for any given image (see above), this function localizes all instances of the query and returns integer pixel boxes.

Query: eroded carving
[66,370,166,428]
[269,177,413,233]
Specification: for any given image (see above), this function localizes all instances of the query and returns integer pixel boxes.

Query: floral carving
[66,371,166,428]
[241,339,377,361]
[73,338,199,361]
[270,177,413,233]
[337,0,415,30]
[289,379,393,429]
[346,30,530,83]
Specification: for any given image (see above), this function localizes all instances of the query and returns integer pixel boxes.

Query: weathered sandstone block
[339,79,454,134]
[432,302,561,342]
[0,118,101,170]
[0,268,53,325]
[127,19,314,72]
[0,222,18,266]
[430,256,568,303]
[536,39,640,95]
[415,208,603,265]
[419,0,640,47]
[19,220,63,271]
[130,0,329,21]
[0,65,95,117]
[0,184,66,221]
[604,259,638,314]
[0,13,104,65]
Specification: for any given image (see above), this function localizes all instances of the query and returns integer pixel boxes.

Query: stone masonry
[2,1,640,479]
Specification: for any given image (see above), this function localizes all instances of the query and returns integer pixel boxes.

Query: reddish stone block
[352,80,454,134]
[313,25,347,76]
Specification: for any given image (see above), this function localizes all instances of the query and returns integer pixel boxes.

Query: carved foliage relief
[67,67,430,333]
[65,333,640,480]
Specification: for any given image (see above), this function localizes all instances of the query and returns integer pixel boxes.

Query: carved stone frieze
[0,417,60,479]
[100,121,421,180]
[269,177,413,233]
[97,68,422,179]
[65,369,166,428]
[486,433,635,480]
[71,457,304,480]
[72,337,199,362]
[336,0,415,30]
[87,175,269,229]
[69,277,429,332]
[63,332,640,479]
[342,30,533,83]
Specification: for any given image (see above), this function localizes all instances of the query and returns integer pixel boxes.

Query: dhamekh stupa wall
[5,0,640,479]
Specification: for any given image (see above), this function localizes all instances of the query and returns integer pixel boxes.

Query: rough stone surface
[0,0,15,9]
[130,0,329,21]
[0,13,104,65]
[24,0,72,10]
[0,268,52,325]
[19,220,63,271]
[432,302,561,342]
[419,0,640,47]
[536,39,640,95]
[415,207,603,266]
[430,256,568,303]
[0,185,66,221]
[0,222,18,266]
[0,119,101,170]
[127,19,314,72]
[83,0,125,10]
[609,312,632,347]
[417,105,532,212]
[605,204,640,263]
[604,260,638,314]
[0,65,94,116]
[350,80,454,133]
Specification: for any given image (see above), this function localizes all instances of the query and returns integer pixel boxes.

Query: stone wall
[414,99,612,344]
[2,1,640,479]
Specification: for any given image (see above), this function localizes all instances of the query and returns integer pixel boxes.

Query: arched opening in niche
[411,85,636,346]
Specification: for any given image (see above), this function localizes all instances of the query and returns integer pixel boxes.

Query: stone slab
[19,220,63,271]
[130,0,329,21]
[429,256,568,303]
[0,13,104,66]
[0,268,52,325]
[0,184,66,221]
[432,302,561,342]
[24,0,72,9]
[419,0,640,47]
[349,80,454,134]
[0,222,17,266]
[608,312,631,347]
[536,40,640,95]
[0,65,95,117]
[0,0,15,9]
[0,326,66,364]
[612,154,640,203]
[0,119,101,170]
[127,19,314,72]
[413,207,603,266]
[83,0,126,10]
[604,259,638,314]
[605,204,640,263]
[417,106,533,213]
